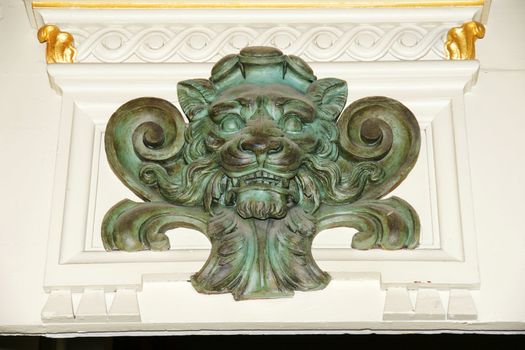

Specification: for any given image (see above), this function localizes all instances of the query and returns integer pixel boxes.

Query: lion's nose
[240,137,283,156]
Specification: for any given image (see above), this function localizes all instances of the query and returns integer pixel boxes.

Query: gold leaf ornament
[37,24,77,63]
[445,21,485,60]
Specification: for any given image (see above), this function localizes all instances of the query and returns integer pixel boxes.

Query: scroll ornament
[37,24,77,63]
[445,21,485,60]
[103,46,421,300]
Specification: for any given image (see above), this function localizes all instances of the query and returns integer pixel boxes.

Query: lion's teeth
[232,178,239,187]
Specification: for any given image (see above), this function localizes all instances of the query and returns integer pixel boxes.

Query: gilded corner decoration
[102,47,421,301]
[445,21,485,60]
[37,24,76,63]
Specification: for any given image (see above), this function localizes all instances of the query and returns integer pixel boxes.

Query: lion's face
[201,84,326,219]
[160,46,382,219]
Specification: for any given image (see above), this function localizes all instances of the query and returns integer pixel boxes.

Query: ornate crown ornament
[102,46,421,300]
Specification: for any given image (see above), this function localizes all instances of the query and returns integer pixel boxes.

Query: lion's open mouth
[235,170,290,189]
[223,170,296,219]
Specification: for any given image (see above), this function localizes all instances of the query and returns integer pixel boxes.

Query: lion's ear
[177,79,216,120]
[307,78,348,120]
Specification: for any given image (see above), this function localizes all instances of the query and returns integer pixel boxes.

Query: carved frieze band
[60,23,457,63]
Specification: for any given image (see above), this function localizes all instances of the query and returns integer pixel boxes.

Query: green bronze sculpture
[103,46,421,300]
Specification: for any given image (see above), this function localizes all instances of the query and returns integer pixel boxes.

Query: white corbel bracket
[32,0,486,327]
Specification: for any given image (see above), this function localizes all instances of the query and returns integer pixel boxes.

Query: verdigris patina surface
[103,46,421,300]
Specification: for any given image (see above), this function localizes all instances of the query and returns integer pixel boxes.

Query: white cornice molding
[27,2,487,63]
[48,60,480,98]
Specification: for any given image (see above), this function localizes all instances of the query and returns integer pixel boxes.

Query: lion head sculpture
[103,47,421,300]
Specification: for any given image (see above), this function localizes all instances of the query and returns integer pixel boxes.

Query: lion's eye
[221,116,243,133]
[283,116,303,133]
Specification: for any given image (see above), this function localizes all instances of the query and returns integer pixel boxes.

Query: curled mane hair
[139,116,222,211]
[137,48,383,214]
[139,104,383,215]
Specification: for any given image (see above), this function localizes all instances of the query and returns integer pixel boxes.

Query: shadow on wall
[0,335,522,349]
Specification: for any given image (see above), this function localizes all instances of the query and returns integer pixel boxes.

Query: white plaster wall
[0,0,62,329]
[0,0,523,332]
[465,0,525,323]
